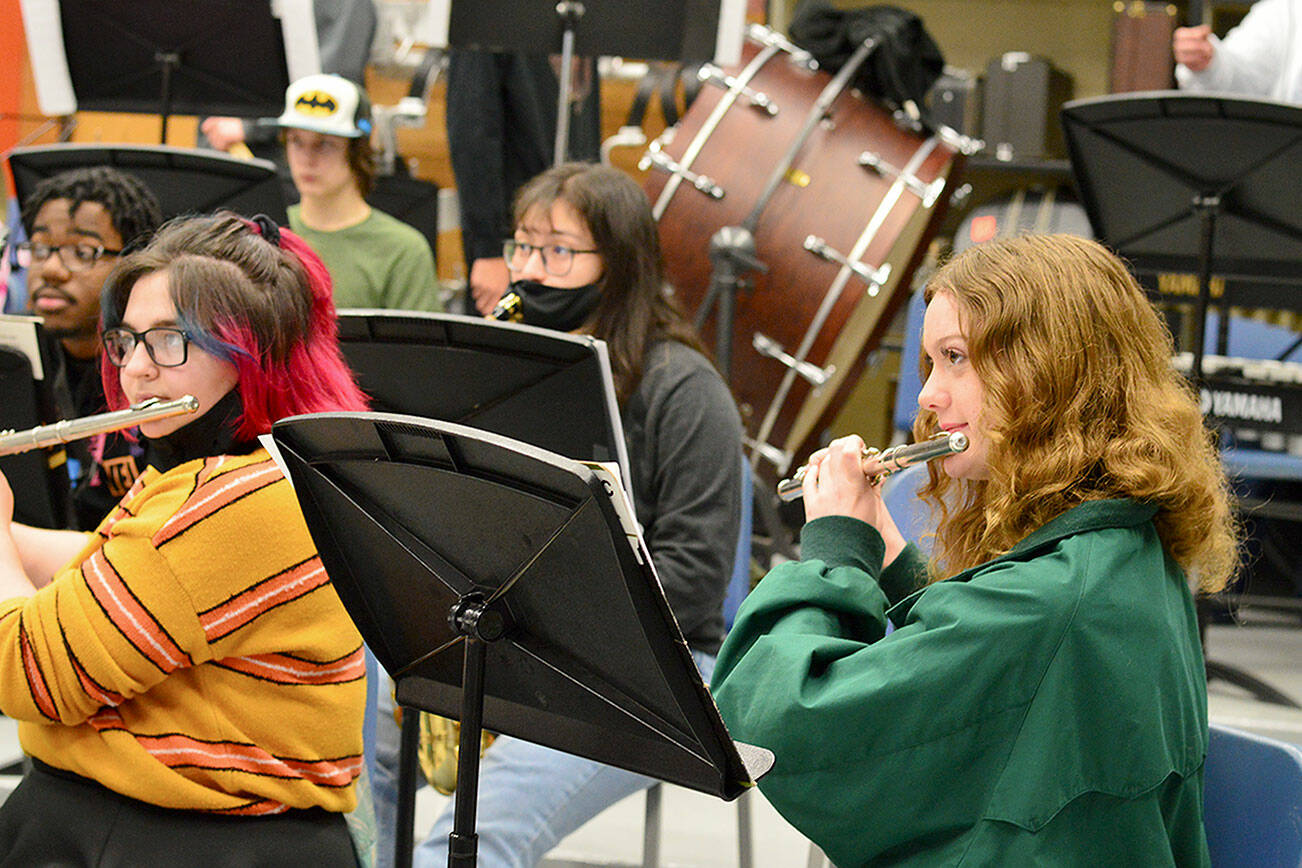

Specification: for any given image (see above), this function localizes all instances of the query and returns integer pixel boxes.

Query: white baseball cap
[277,73,372,138]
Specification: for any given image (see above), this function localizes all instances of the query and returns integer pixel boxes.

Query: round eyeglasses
[502,239,599,277]
[102,326,192,368]
[16,242,122,273]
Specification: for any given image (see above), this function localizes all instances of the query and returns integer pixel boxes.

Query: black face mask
[511,279,601,333]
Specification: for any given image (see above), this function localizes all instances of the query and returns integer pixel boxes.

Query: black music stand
[23,0,304,142]
[336,311,629,866]
[1062,93,1302,708]
[336,311,630,478]
[428,0,740,163]
[1060,93,1302,386]
[271,414,771,868]
[7,144,288,226]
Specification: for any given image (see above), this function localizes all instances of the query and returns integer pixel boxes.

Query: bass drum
[642,24,966,479]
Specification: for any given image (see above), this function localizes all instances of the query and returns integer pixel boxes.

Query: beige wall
[775,0,1141,99]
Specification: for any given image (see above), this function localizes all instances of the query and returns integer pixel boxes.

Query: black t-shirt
[55,351,145,531]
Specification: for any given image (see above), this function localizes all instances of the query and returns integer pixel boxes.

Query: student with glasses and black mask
[371,162,745,868]
[0,213,372,865]
[17,166,163,530]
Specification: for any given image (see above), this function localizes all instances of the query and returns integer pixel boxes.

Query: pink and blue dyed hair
[99,212,367,440]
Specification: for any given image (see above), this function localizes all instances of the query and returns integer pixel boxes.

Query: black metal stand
[445,594,509,867]
[695,227,766,382]
[37,0,298,127]
[438,0,735,163]
[1062,93,1302,709]
[552,1,584,166]
[272,415,770,868]
[8,144,288,227]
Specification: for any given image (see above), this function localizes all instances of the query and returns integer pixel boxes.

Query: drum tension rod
[697,64,779,116]
[638,140,725,200]
[745,436,793,474]
[746,23,819,71]
[752,332,835,389]
[857,151,946,208]
[803,235,891,294]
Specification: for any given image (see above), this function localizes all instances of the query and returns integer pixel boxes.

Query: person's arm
[711,525,1070,865]
[0,476,198,724]
[0,473,37,600]
[1174,0,1291,96]
[636,349,743,645]
[801,434,908,567]
[469,257,511,316]
[9,523,92,588]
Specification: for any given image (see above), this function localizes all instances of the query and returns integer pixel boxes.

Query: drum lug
[803,235,892,295]
[745,23,818,71]
[753,332,835,389]
[638,140,725,200]
[697,64,779,116]
[746,436,793,474]
[857,151,946,208]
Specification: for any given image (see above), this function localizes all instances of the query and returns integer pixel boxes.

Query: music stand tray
[7,144,288,228]
[271,414,771,863]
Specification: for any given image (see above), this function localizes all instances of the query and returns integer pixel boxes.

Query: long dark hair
[512,162,706,402]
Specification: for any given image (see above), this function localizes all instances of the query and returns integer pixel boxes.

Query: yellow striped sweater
[0,448,366,815]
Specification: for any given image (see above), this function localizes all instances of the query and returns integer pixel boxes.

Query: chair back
[894,290,927,439]
[880,462,934,555]
[1204,723,1302,868]
[723,457,754,630]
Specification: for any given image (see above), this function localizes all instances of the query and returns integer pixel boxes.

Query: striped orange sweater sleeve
[0,449,366,815]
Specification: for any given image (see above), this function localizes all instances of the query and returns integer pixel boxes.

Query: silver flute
[776,430,970,502]
[0,395,200,456]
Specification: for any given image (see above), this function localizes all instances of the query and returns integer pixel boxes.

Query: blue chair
[1204,723,1302,868]
[894,289,927,442]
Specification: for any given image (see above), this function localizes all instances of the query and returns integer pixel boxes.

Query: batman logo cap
[277,73,372,138]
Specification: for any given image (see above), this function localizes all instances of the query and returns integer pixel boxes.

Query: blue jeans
[373,651,716,868]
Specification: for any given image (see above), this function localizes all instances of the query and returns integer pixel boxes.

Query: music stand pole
[447,594,506,868]
[553,1,585,166]
[1190,194,1219,390]
[156,51,180,144]
[699,226,767,382]
[395,711,420,868]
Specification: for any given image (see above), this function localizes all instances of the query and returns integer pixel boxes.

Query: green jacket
[713,499,1209,867]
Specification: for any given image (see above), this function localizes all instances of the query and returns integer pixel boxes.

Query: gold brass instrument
[489,291,523,323]
[417,712,496,795]
[0,396,201,456]
[776,430,969,502]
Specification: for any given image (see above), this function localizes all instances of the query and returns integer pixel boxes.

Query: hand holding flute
[785,431,968,567]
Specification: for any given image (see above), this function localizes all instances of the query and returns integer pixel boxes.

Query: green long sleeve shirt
[713,499,1210,867]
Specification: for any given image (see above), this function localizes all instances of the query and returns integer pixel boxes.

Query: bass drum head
[644,27,963,479]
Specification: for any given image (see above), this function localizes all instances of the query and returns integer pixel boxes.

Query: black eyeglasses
[102,327,192,368]
[16,241,122,273]
[502,239,599,277]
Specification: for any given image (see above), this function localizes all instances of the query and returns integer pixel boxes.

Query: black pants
[0,760,358,867]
